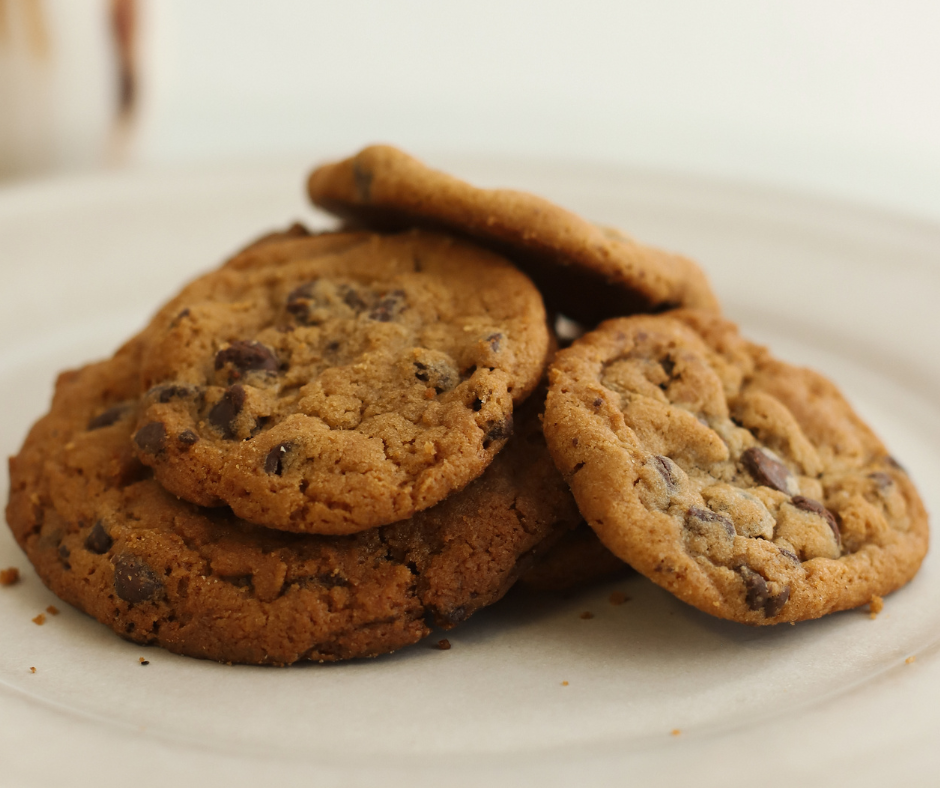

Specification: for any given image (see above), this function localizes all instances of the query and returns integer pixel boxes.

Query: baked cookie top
[306,145,720,326]
[132,229,550,534]
[6,337,578,665]
[543,310,929,624]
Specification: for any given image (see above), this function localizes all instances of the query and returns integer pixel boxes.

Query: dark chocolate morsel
[652,455,678,492]
[113,554,163,604]
[84,521,113,554]
[339,284,366,312]
[660,355,675,377]
[58,544,71,568]
[368,289,406,322]
[764,587,790,617]
[483,414,514,448]
[687,507,736,539]
[792,495,841,545]
[214,341,279,378]
[134,422,167,454]
[741,447,793,493]
[264,442,293,476]
[148,384,194,403]
[87,405,128,431]
[178,430,199,447]
[740,566,769,611]
[208,385,246,439]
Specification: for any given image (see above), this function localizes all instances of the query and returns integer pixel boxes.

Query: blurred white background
[1,0,939,218]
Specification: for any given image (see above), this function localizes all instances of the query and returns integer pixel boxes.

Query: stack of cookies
[6,146,929,665]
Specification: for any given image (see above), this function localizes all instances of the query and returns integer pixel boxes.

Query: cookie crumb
[0,567,20,586]
[46,605,59,616]
[579,611,594,620]
[561,681,569,686]
[609,591,629,605]
[436,639,451,651]
[139,657,150,666]
[29,667,36,674]
[671,729,681,736]
[32,613,45,626]
[868,595,884,619]
[906,656,916,665]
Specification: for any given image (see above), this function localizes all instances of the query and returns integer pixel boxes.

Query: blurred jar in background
[0,0,138,179]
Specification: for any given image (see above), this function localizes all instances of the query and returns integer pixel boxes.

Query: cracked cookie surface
[132,229,549,534]
[306,145,720,326]
[6,334,577,665]
[543,310,929,624]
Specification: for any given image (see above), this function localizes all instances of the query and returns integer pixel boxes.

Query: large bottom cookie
[6,337,579,664]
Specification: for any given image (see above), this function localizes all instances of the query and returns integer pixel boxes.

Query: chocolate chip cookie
[543,310,929,623]
[306,145,721,326]
[6,336,578,665]
[132,229,550,535]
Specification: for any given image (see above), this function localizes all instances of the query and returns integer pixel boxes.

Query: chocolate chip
[741,447,793,493]
[113,554,163,603]
[177,430,199,447]
[868,472,893,490]
[57,544,71,568]
[660,356,675,377]
[286,282,316,321]
[483,415,514,449]
[764,587,790,617]
[778,546,800,563]
[486,333,502,352]
[148,384,194,403]
[368,289,406,322]
[652,455,678,493]
[687,507,735,539]
[208,385,246,439]
[792,495,841,545]
[214,341,278,380]
[134,422,167,454]
[740,566,769,611]
[87,405,127,431]
[352,160,373,201]
[413,359,457,393]
[339,284,366,312]
[592,397,603,408]
[84,521,113,554]
[325,340,341,354]
[264,442,292,475]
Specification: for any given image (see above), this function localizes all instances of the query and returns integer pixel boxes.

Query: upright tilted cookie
[307,145,720,325]
[6,336,579,664]
[543,310,928,623]
[132,229,550,534]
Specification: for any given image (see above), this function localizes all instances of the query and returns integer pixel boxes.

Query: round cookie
[132,229,550,535]
[306,145,720,325]
[520,522,630,592]
[543,310,929,624]
[6,338,579,665]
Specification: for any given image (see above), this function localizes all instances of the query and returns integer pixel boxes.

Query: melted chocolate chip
[652,455,678,493]
[740,566,769,611]
[741,447,793,493]
[792,495,841,545]
[113,554,163,603]
[339,284,366,312]
[764,587,790,617]
[148,384,194,403]
[368,289,406,322]
[413,359,457,394]
[208,385,246,439]
[687,507,735,539]
[286,282,315,321]
[264,442,293,475]
[134,422,167,454]
[592,397,603,408]
[57,544,71,569]
[483,415,514,449]
[214,341,278,379]
[84,521,113,554]
[87,405,128,431]
[869,472,893,490]
[178,430,199,447]
[660,356,675,377]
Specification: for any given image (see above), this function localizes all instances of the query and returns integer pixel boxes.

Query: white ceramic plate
[1,158,939,788]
